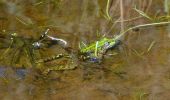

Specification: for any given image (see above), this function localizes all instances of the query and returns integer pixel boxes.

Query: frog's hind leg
[43,63,76,75]
[35,53,70,63]
[42,58,77,75]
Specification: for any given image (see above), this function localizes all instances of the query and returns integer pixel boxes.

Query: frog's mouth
[105,40,122,52]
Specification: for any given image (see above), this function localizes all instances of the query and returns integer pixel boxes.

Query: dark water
[0,0,170,100]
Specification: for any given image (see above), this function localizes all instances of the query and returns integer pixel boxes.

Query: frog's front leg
[79,53,103,63]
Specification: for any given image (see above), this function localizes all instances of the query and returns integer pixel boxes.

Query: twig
[16,17,28,26]
[147,41,156,52]
[95,41,99,57]
[106,0,111,20]
[120,0,124,33]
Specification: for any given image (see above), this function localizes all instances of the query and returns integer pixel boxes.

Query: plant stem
[116,21,170,40]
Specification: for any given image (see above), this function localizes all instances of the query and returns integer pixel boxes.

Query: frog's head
[103,38,121,52]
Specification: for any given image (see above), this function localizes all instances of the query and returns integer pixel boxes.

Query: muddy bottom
[0,0,170,100]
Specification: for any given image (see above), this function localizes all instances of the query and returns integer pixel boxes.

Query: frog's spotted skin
[80,37,119,53]
[0,29,120,73]
[35,54,70,63]
[43,60,76,75]
[36,53,77,74]
[0,29,77,74]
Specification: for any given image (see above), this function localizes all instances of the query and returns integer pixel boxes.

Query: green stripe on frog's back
[80,38,116,53]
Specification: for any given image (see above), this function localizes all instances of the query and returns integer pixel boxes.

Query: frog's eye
[104,42,110,48]
[39,29,49,40]
[32,42,43,49]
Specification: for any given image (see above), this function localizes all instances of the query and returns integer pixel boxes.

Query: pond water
[0,0,170,100]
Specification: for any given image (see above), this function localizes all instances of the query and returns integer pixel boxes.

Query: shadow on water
[0,0,170,100]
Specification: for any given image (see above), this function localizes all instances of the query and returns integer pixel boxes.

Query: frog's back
[80,38,109,53]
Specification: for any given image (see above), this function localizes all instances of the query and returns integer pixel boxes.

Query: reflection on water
[0,0,170,99]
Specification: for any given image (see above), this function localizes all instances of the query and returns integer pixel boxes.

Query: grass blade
[95,41,99,57]
[147,41,156,52]
[133,7,153,21]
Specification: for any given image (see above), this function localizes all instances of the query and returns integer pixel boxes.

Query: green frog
[31,29,77,74]
[36,35,121,73]
[0,29,120,74]
[79,36,121,63]
[0,29,77,74]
